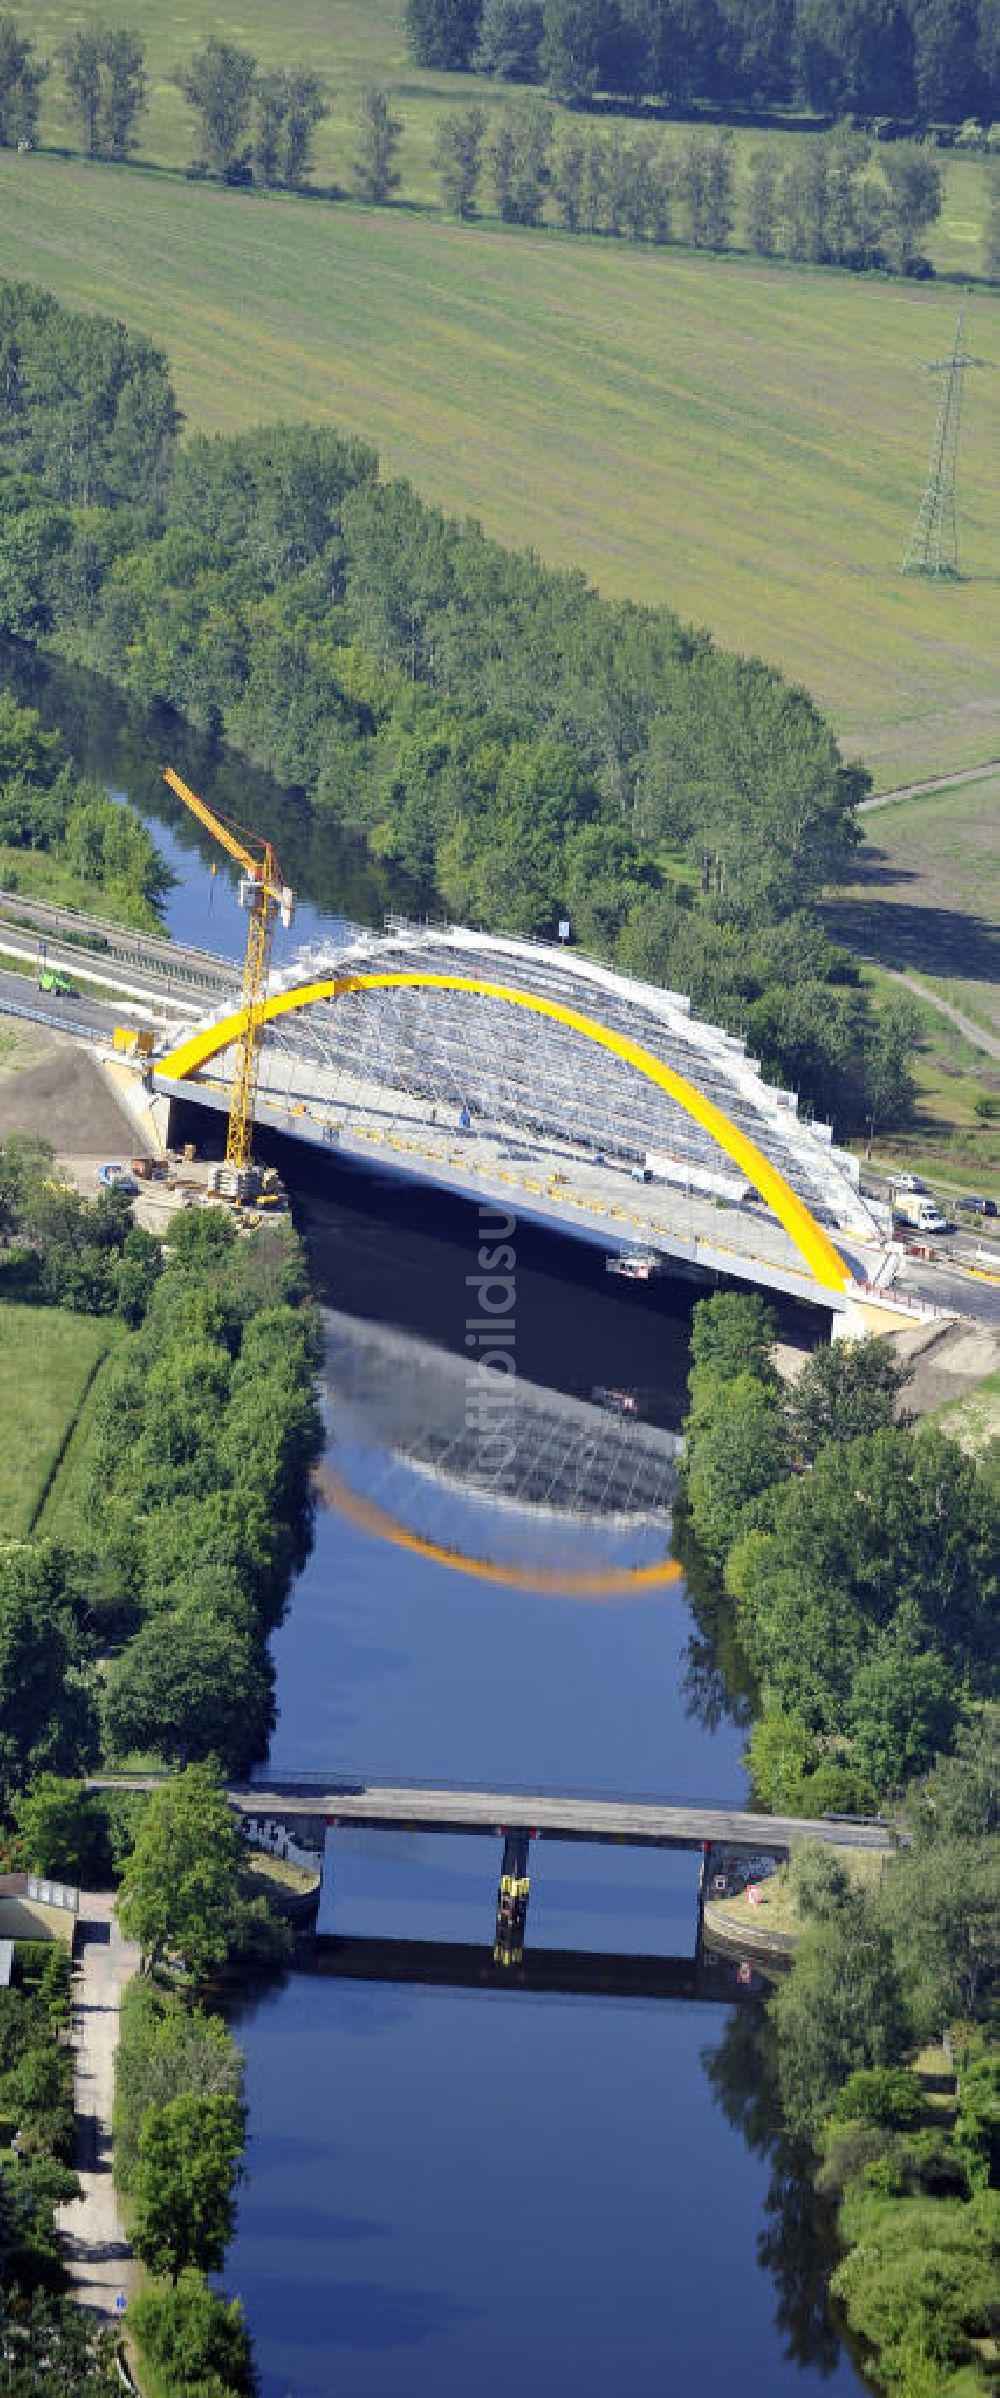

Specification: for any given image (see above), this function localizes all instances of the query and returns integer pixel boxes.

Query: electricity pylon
[901,313,982,579]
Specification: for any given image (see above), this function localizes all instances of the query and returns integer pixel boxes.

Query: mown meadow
[1,148,998,788]
[16,0,996,281]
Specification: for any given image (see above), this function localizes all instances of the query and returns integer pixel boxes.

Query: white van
[894,1193,950,1234]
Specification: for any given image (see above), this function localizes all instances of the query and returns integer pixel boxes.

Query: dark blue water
[0,639,867,2397]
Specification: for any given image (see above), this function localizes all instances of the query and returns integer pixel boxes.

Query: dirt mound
[0,1040,140,1156]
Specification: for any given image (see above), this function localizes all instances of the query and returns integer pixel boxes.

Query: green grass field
[0,1301,117,1537]
[2,149,998,786]
[824,777,1000,1035]
[36,1324,128,1544]
[18,0,995,280]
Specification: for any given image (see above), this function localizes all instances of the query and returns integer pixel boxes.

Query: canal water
[2,644,868,2397]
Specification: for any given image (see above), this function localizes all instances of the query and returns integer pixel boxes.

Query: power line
[901,312,983,580]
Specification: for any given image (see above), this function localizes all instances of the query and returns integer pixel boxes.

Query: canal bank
[218,1202,867,2398]
[0,639,868,2396]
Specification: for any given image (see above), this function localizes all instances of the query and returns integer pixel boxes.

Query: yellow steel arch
[159,971,852,1293]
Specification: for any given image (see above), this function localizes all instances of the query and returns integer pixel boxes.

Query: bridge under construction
[150,916,895,1320]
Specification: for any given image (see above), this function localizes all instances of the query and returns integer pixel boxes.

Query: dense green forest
[0,1138,321,1790]
[409,0,999,122]
[680,1293,997,1813]
[0,1158,321,2391]
[0,688,168,927]
[0,279,920,1138]
[679,1291,999,2398]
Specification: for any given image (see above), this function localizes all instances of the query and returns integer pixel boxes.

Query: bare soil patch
[0,1035,143,1155]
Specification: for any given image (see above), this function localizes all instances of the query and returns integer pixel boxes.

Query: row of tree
[4,18,993,278]
[0,282,923,1140]
[678,1289,998,2394]
[434,103,945,267]
[407,0,1000,124]
[680,1293,997,1812]
[0,1154,321,1797]
[0,17,402,205]
[112,1787,258,2390]
[0,16,144,160]
[766,1730,998,2397]
[0,1939,124,2388]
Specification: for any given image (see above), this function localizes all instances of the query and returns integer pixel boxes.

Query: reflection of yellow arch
[316,1467,684,1600]
[159,971,851,1293]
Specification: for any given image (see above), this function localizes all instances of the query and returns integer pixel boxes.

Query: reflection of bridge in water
[316,1311,684,1599]
[310,1934,767,2004]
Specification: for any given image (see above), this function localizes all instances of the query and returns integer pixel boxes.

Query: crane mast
[163,768,294,1171]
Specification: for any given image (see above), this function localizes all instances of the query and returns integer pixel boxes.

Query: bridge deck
[230,1782,893,1854]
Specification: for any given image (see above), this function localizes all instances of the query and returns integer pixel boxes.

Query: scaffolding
[245,920,876,1241]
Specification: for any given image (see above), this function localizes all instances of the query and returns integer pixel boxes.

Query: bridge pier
[494,1831,531,1967]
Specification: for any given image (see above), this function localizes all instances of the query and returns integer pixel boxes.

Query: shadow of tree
[823,898,1000,990]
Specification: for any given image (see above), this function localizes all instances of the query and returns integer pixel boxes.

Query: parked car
[97,1163,139,1197]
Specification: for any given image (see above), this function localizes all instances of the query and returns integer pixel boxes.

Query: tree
[860,995,919,1142]
[353,86,403,206]
[433,105,487,215]
[0,2296,120,2394]
[747,145,781,253]
[787,1336,910,1462]
[405,0,483,69]
[849,1616,958,1793]
[176,39,256,182]
[0,15,46,147]
[793,0,915,115]
[279,69,328,188]
[117,1764,244,1981]
[689,1289,778,1388]
[115,1980,244,2193]
[60,28,103,159]
[102,1603,273,1774]
[911,0,982,119]
[684,1372,788,1562]
[486,98,551,222]
[771,1890,910,2135]
[881,143,944,271]
[908,1706,998,1844]
[0,1542,95,1804]
[984,159,1000,279]
[546,121,585,226]
[779,142,831,262]
[474,0,545,76]
[14,1775,109,1885]
[129,2273,255,2396]
[99,28,147,161]
[132,2092,244,2282]
[884,1834,999,2030]
[540,0,623,101]
[703,127,736,248]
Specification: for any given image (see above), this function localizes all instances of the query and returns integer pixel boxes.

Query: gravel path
[852,957,1000,1062]
[859,761,1000,813]
[57,1894,141,2317]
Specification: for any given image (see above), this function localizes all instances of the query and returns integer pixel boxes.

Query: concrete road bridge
[3,904,995,1324]
[153,918,892,1321]
[93,1772,893,1967]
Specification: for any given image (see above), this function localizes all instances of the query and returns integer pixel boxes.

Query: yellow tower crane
[163,768,294,1171]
